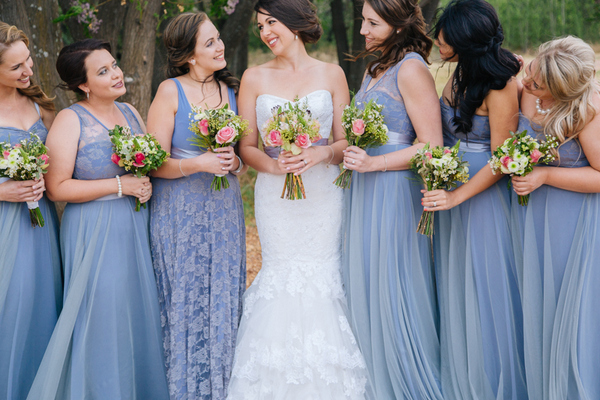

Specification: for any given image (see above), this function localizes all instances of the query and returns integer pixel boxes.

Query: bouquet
[0,133,49,227]
[409,141,470,237]
[333,98,389,188]
[488,130,558,206]
[262,100,321,200]
[188,104,249,191]
[109,125,170,211]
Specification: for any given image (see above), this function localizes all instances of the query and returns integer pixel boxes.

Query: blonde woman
[512,36,600,400]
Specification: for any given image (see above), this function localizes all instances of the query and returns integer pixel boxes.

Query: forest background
[2,0,600,282]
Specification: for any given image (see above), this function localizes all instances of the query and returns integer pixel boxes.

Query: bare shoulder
[155,78,179,99]
[397,58,434,92]
[50,107,80,138]
[397,57,431,78]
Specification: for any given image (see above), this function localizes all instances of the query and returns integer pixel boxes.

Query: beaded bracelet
[115,175,122,197]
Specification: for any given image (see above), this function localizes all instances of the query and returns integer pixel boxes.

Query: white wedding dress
[227,90,367,400]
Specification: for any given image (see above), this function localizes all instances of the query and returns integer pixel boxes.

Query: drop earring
[86,91,89,100]
[295,34,298,40]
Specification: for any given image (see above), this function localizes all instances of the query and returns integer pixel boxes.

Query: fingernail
[286,167,290,170]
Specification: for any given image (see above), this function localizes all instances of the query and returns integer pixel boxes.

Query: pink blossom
[500,156,513,167]
[266,130,283,147]
[425,152,433,160]
[295,133,311,149]
[444,149,452,154]
[39,154,49,164]
[132,152,146,167]
[14,144,22,148]
[198,119,209,136]
[311,133,322,143]
[530,149,543,163]
[352,119,365,136]
[216,126,236,144]
[3,151,9,159]
[111,153,121,165]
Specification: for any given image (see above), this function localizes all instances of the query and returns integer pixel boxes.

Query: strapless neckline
[256,89,331,104]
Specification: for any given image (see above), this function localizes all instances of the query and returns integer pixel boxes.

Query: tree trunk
[330,0,350,73]
[347,0,367,94]
[221,0,258,79]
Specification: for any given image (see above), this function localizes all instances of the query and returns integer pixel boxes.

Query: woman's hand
[214,146,238,173]
[0,177,46,203]
[279,147,327,175]
[421,188,458,211]
[192,147,237,175]
[120,174,152,203]
[512,167,548,196]
[343,146,377,173]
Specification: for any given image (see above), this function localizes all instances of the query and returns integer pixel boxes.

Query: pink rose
[425,152,433,160]
[444,148,452,154]
[3,151,9,159]
[216,126,236,144]
[132,152,146,167]
[530,149,543,163]
[500,156,513,167]
[198,119,209,136]
[14,144,22,148]
[352,119,365,136]
[39,154,49,165]
[266,130,283,147]
[311,133,322,143]
[111,153,121,165]
[295,133,311,149]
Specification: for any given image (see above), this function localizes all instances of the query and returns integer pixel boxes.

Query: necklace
[536,98,551,115]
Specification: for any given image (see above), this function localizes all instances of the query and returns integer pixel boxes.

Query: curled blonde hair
[533,36,597,146]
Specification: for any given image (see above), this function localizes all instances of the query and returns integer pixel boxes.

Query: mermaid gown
[512,117,600,400]
[26,102,169,400]
[227,89,367,399]
[341,53,442,400]
[434,100,527,400]
[0,109,62,400]
[150,79,246,400]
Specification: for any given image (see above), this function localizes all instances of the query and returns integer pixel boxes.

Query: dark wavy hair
[434,0,520,134]
[163,12,240,98]
[56,39,111,98]
[255,0,323,44]
[0,22,55,111]
[357,0,433,78]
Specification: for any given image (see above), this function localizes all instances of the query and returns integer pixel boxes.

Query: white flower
[507,161,522,174]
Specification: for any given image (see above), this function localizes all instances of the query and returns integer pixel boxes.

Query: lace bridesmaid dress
[0,105,62,400]
[341,53,443,400]
[512,117,600,400]
[27,102,169,400]
[434,101,527,400]
[227,90,367,400]
[150,79,246,400]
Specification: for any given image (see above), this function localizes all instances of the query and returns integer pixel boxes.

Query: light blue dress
[342,53,442,400]
[512,117,600,400]
[434,101,527,400]
[0,107,62,400]
[26,102,169,400]
[150,80,246,400]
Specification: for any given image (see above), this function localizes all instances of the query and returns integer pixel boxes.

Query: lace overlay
[227,91,367,399]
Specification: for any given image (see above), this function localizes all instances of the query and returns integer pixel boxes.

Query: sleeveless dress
[434,101,527,400]
[341,53,443,400]
[512,117,600,400]
[150,79,246,400]
[26,102,169,400]
[227,89,367,399]
[0,106,62,400]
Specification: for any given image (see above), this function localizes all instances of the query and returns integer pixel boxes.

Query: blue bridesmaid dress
[342,53,443,400]
[512,117,600,400]
[434,101,527,400]
[0,106,62,400]
[150,79,246,400]
[26,102,169,400]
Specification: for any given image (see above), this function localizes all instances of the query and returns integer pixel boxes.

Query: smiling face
[522,60,552,100]
[191,19,226,72]
[78,49,126,100]
[360,2,394,51]
[0,40,33,90]
[435,31,458,63]
[257,9,295,54]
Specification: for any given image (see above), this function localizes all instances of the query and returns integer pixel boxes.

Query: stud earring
[86,91,89,100]
[191,59,196,65]
[295,34,298,40]
[396,30,400,34]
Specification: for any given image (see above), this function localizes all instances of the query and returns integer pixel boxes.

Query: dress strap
[171,78,190,111]
[34,102,41,116]
[228,87,238,114]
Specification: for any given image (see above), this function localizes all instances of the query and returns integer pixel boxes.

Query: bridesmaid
[511,36,600,400]
[341,0,443,398]
[27,39,169,399]
[420,1,526,398]
[147,12,246,400]
[0,22,62,400]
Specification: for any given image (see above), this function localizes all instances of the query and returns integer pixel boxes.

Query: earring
[190,59,196,65]
[86,91,89,100]
[396,30,400,34]
[295,34,298,40]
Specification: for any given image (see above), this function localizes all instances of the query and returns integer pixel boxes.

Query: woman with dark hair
[340,0,443,398]
[226,0,367,397]
[512,36,600,400]
[26,39,169,399]
[419,0,525,398]
[146,12,246,400]
[0,21,62,400]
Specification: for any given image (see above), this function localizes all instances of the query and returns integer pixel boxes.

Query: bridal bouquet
[0,134,49,227]
[488,130,558,206]
[262,100,321,200]
[188,104,249,191]
[109,125,169,211]
[409,141,470,237]
[333,98,389,189]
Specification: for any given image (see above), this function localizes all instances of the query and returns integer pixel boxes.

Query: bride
[227,0,367,398]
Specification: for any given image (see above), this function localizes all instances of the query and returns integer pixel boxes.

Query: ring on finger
[303,159,307,166]
[352,160,356,164]
[433,201,437,207]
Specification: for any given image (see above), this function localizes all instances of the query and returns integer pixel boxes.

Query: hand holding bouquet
[0,134,49,227]
[109,125,169,211]
[188,103,249,191]
[488,130,558,206]
[409,141,470,237]
[334,98,389,188]
[262,100,321,200]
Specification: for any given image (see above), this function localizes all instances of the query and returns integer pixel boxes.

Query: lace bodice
[69,102,144,180]
[0,118,48,145]
[518,114,589,168]
[440,99,491,147]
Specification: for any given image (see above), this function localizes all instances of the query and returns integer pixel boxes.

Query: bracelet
[115,175,122,197]
[327,145,335,164]
[179,159,187,177]
[383,154,388,172]
[233,155,244,174]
